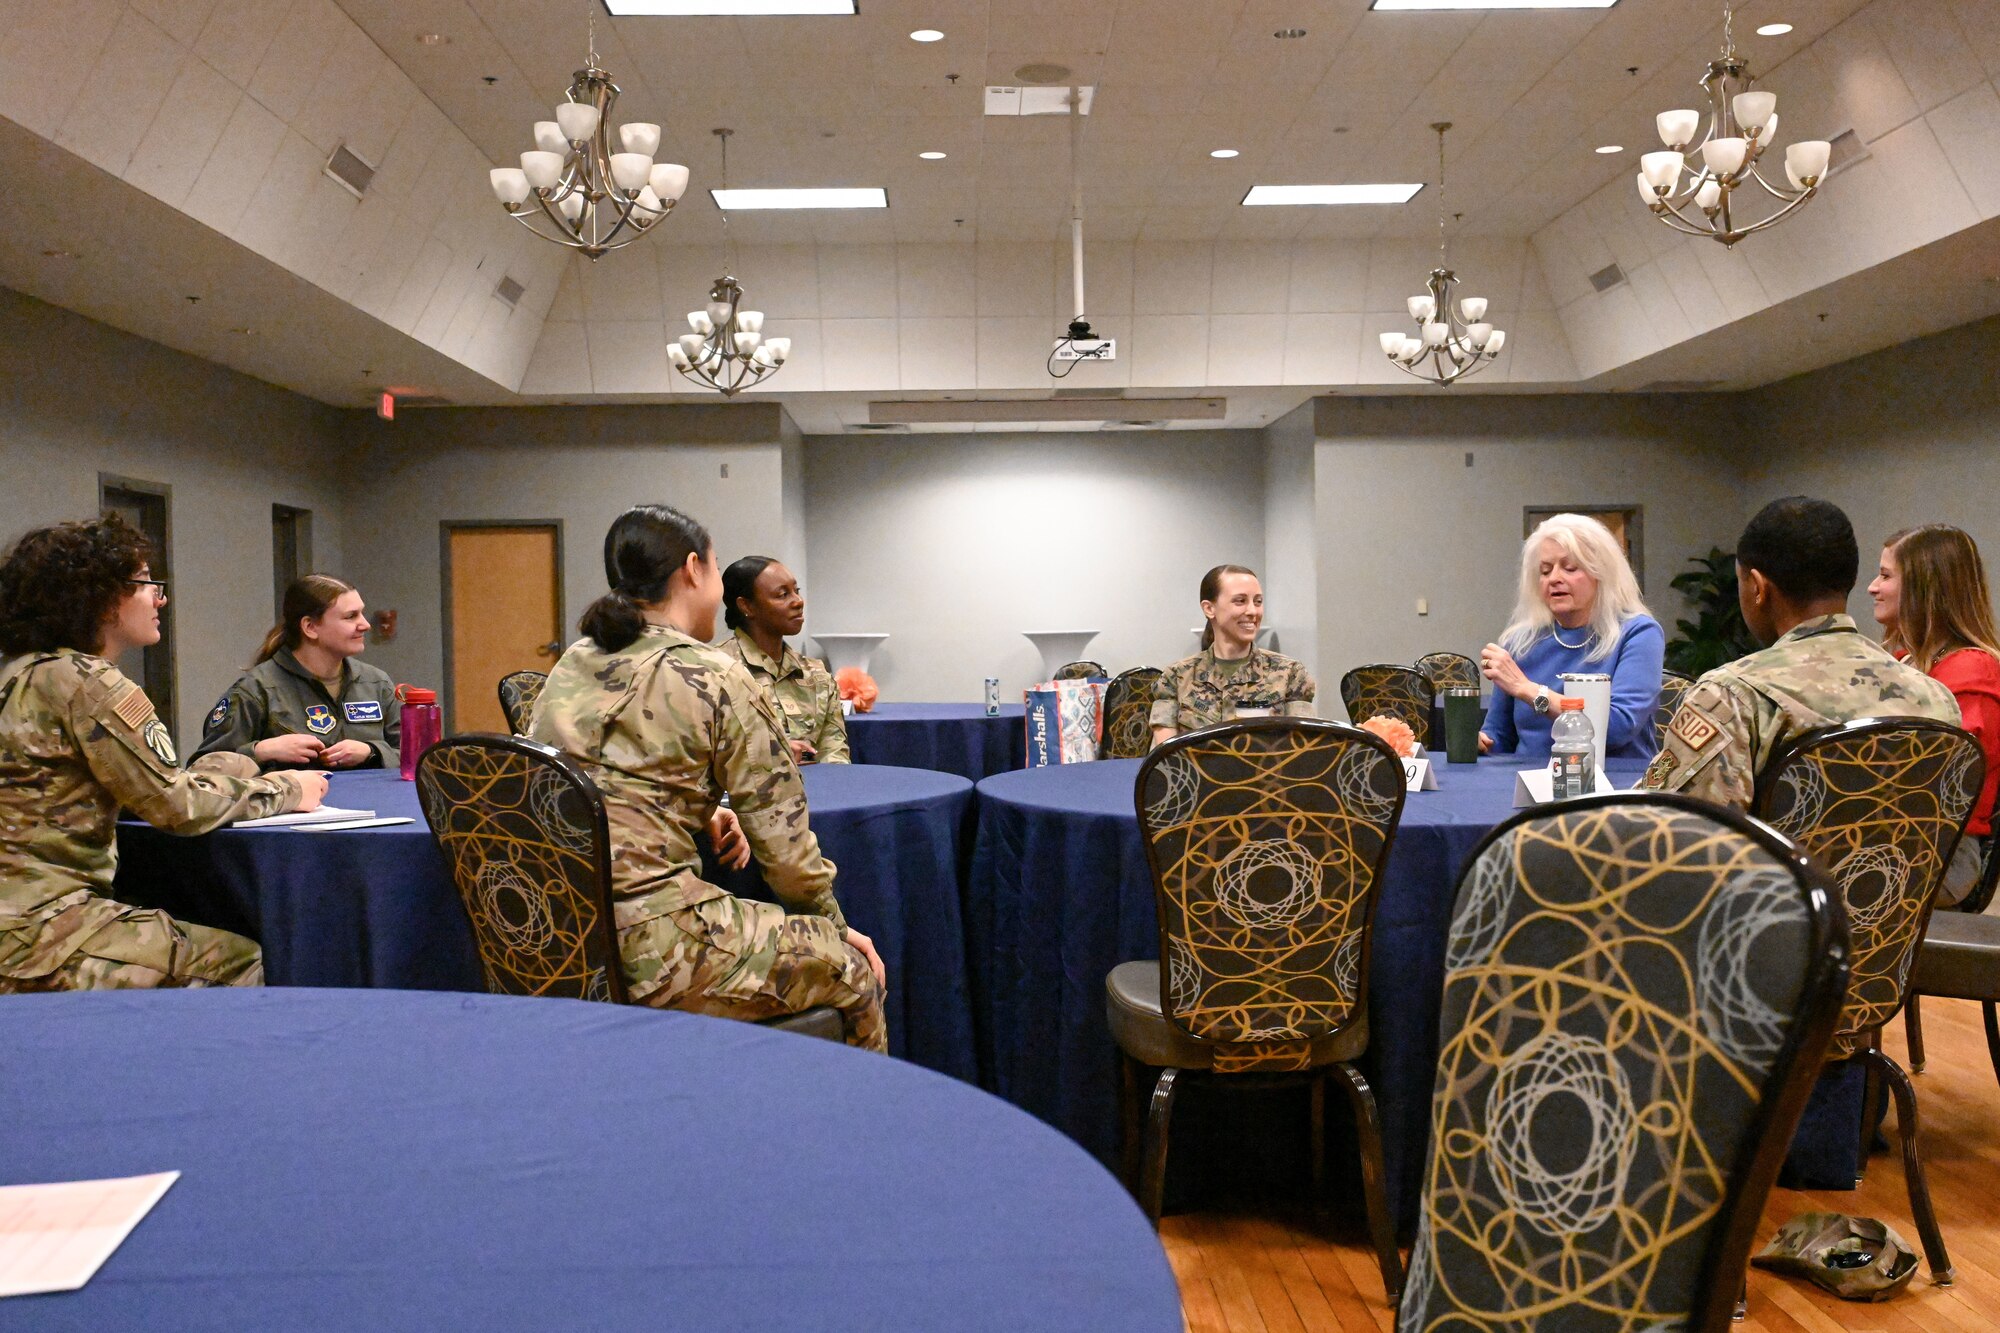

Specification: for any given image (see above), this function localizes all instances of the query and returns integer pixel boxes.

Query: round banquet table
[112,764,977,1079]
[846,703,1025,782]
[965,754,1864,1229]
[0,989,1181,1333]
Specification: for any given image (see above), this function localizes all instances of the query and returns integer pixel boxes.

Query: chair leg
[1330,1063,1405,1305]
[1985,1002,2000,1092]
[1119,1054,1144,1194]
[1862,1048,1954,1285]
[1733,1279,1748,1322]
[1856,1036,1885,1186]
[1138,1066,1182,1226]
[1904,996,1927,1074]
[1309,1074,1328,1224]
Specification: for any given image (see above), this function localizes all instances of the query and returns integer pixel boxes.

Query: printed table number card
[1512,765,1615,808]
[1402,756,1439,792]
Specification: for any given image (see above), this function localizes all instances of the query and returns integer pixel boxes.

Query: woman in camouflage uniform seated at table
[1150,563,1317,748]
[718,555,848,766]
[0,516,326,992]
[533,504,887,1051]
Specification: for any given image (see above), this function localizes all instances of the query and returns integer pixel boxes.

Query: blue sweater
[1482,614,1665,761]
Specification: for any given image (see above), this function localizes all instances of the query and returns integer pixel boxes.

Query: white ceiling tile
[1497,309,1577,384]
[1824,116,1980,266]
[1943,0,2000,78]
[131,0,224,47]
[1287,241,1369,313]
[195,0,292,90]
[180,94,287,233]
[976,243,1051,317]
[1211,242,1291,314]
[1127,313,1208,389]
[125,56,241,207]
[0,0,124,138]
[897,243,976,317]
[821,316,899,390]
[586,319,670,394]
[1207,313,1285,386]
[899,316,977,389]
[820,244,899,318]
[387,235,453,332]
[1281,313,1361,387]
[579,247,663,323]
[1134,241,1212,313]
[1928,82,2000,218]
[55,10,186,178]
[1862,0,1986,113]
[246,0,341,124]
[1813,9,1924,142]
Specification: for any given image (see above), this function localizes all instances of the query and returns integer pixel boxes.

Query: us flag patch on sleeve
[112,683,156,731]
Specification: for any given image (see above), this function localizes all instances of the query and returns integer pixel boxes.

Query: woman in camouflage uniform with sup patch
[533,505,887,1051]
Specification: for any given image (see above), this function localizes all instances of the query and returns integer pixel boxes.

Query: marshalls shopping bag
[1023,678,1107,766]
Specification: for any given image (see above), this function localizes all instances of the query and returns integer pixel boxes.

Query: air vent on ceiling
[324,144,376,199]
[1589,262,1627,293]
[984,85,1094,116]
[1824,128,1868,179]
[494,275,527,308]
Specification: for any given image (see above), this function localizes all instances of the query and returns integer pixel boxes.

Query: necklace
[1550,624,1590,650]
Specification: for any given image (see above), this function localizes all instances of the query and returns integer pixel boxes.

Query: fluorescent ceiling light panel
[1371,0,1615,8]
[604,0,855,13]
[1242,183,1422,206]
[711,187,887,209]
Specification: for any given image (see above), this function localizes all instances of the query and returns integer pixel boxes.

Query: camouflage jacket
[0,650,302,978]
[194,649,401,770]
[719,629,849,764]
[1643,614,1961,809]
[1149,646,1318,735]
[530,624,847,931]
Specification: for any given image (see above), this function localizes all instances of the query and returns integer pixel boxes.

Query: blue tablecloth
[847,703,1025,782]
[965,754,1861,1228]
[113,765,978,1079]
[0,989,1180,1333]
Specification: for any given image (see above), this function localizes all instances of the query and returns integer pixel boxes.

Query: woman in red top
[1870,524,2000,906]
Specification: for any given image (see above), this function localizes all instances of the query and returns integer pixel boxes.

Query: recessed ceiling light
[603,0,855,13]
[1594,144,1623,154]
[711,186,887,209]
[1274,27,1308,38]
[919,151,947,160]
[910,28,943,41]
[1756,21,1793,34]
[1370,0,1615,8]
[1210,148,1240,158]
[1242,183,1422,205]
[415,32,449,45]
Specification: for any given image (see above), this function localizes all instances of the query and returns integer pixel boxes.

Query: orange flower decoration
[1357,715,1417,758]
[834,667,879,713]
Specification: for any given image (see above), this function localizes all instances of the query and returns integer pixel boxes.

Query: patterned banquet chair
[1340,664,1437,748]
[1654,669,1695,751]
[1053,659,1107,682]
[497,670,548,735]
[1413,651,1480,695]
[1905,821,2000,1077]
[1100,666,1163,760]
[1105,718,1407,1301]
[1753,716,1984,1285]
[417,734,841,1039]
[1399,792,1848,1332]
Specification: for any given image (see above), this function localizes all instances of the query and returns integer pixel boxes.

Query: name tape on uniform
[343,701,383,724]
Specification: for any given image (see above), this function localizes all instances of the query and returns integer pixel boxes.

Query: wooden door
[443,524,563,734]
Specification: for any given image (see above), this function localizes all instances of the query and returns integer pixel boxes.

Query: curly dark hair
[0,515,154,655]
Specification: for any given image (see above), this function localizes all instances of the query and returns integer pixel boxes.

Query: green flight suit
[194,649,400,770]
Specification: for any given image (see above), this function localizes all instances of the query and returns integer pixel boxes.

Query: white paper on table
[293,817,415,831]
[1401,756,1440,792]
[1513,765,1613,807]
[232,806,375,829]
[0,1171,179,1298]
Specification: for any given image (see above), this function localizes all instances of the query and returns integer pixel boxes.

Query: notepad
[294,817,415,832]
[233,806,376,829]
[0,1171,179,1298]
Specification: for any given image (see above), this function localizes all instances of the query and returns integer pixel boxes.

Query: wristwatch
[1531,687,1554,716]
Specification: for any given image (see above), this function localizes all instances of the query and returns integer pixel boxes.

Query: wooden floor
[1160,997,2000,1331]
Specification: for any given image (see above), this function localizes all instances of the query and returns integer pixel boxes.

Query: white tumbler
[1560,672,1613,773]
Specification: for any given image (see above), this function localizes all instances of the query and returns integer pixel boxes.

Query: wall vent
[494,275,527,308]
[1589,262,1627,293]
[323,144,376,199]
[1825,128,1869,179]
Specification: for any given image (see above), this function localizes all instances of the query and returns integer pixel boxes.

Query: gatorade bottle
[398,686,441,782]
[1549,697,1595,800]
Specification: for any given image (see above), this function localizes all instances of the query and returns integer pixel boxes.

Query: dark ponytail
[579,505,712,652]
[1198,563,1258,650]
[721,555,776,632]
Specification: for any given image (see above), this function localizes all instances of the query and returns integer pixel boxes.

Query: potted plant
[1665,547,1757,676]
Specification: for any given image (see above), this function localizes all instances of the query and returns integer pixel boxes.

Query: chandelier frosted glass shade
[488,63,689,260]
[668,276,789,396]
[1635,20,1830,248]
[1380,267,1505,386]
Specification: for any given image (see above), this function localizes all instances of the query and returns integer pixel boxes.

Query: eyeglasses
[127,578,168,598]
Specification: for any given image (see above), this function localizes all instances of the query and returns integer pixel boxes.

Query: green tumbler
[1444,688,1482,764]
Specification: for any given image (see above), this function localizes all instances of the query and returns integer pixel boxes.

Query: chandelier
[668,130,789,396]
[1379,123,1506,387]
[1635,2,1831,247]
[485,9,688,260]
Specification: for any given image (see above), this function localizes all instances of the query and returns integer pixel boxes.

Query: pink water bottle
[398,686,441,781]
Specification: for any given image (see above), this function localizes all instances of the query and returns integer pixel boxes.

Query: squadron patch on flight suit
[208,696,230,730]
[305,704,336,735]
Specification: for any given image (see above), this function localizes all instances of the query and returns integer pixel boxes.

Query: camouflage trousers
[0,904,263,992]
[622,894,887,1053]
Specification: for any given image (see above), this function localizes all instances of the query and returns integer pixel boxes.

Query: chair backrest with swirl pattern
[1053,659,1107,681]
[1754,717,1983,1052]
[1101,666,1164,759]
[497,670,549,735]
[1400,793,1847,1333]
[1340,664,1436,747]
[1654,670,1695,751]
[1414,652,1480,694]
[1135,718,1405,1073]
[416,733,625,1004]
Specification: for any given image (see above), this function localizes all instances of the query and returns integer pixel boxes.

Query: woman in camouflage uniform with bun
[0,516,327,992]
[532,504,887,1051]
[1150,563,1317,748]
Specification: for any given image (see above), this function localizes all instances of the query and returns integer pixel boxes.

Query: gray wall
[801,431,1269,701]
[0,288,349,741]
[338,404,793,719]
[1311,394,1753,716]
[1262,402,1320,680]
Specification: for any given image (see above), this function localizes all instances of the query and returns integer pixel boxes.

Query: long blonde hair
[257,574,355,664]
[1499,514,1649,664]
[1881,525,2000,672]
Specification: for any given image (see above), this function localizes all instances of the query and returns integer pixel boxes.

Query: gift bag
[1024,678,1107,766]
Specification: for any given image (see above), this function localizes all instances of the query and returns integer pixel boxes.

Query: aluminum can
[984,677,1000,717]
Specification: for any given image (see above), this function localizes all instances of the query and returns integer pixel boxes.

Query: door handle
[537,641,562,658]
